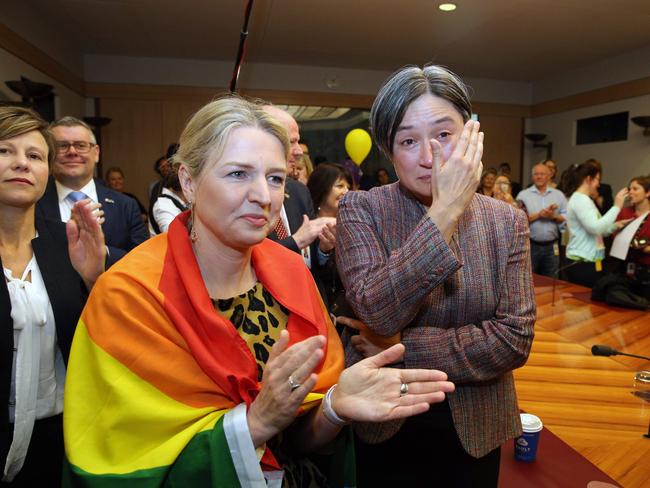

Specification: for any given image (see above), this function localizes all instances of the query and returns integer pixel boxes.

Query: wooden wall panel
[478,113,524,183]
[161,99,206,151]
[99,99,164,206]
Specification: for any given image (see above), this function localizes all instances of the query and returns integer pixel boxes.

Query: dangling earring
[189,201,198,243]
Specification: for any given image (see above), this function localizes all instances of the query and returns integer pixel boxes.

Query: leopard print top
[213,282,332,487]
[213,282,289,381]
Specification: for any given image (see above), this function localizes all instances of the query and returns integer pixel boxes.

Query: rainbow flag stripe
[63,213,343,486]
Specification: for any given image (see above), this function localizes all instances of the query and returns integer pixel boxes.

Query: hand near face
[428,120,483,221]
[67,199,106,289]
[332,344,455,422]
[614,187,629,209]
[247,330,325,447]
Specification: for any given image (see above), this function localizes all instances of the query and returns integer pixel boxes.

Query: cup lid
[520,413,543,432]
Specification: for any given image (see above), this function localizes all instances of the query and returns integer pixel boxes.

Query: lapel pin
[104,198,115,204]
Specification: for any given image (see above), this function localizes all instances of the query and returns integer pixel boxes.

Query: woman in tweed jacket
[336,65,536,487]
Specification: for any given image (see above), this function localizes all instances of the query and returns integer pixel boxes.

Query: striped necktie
[273,217,289,240]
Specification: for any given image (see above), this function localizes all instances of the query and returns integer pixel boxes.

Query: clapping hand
[292,215,337,250]
[247,330,325,447]
[67,199,106,289]
[332,343,455,422]
[318,221,337,253]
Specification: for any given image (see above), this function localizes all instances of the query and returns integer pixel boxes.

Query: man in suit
[36,116,148,265]
[261,106,335,274]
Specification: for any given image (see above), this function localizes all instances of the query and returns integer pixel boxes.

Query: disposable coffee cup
[514,413,543,462]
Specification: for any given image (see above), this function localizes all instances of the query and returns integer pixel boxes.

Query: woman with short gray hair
[337,65,535,486]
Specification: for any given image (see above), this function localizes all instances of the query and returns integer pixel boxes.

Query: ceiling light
[438,3,457,12]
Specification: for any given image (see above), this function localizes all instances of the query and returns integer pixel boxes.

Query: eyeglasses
[55,141,96,154]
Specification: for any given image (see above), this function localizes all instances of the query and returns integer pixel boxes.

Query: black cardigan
[0,218,87,464]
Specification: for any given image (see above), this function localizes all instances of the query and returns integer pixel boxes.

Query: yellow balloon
[345,128,372,166]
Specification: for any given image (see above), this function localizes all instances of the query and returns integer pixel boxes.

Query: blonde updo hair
[172,95,290,179]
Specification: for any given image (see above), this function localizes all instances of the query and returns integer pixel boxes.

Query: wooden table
[509,275,650,488]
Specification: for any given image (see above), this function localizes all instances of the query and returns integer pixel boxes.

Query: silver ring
[400,383,409,396]
[288,375,301,391]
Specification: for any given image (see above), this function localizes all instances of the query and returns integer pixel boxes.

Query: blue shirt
[516,186,567,242]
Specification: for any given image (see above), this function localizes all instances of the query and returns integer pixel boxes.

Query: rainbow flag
[63,213,343,486]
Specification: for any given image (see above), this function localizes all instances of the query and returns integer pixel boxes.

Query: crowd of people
[478,157,649,297]
[0,62,647,488]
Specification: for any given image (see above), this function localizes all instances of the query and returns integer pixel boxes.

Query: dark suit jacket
[0,218,87,465]
[268,178,316,252]
[596,182,614,214]
[268,178,329,306]
[337,183,536,457]
[36,177,149,266]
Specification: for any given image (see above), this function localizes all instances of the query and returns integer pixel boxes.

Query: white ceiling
[10,0,650,82]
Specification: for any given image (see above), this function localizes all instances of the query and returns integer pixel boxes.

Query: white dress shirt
[55,179,98,222]
[3,255,65,482]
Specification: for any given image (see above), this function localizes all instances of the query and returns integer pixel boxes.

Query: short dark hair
[154,156,167,174]
[370,65,472,159]
[49,116,96,144]
[166,143,179,160]
[307,163,352,211]
[105,166,124,180]
[630,175,650,198]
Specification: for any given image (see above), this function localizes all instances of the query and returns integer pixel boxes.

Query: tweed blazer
[336,182,536,458]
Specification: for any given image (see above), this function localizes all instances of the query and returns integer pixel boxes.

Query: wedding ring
[288,375,301,391]
[400,382,409,396]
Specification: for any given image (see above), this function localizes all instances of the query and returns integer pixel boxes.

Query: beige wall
[523,94,650,192]
[480,114,524,182]
[0,47,86,117]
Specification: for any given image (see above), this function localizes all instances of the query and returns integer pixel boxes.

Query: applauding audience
[517,163,567,278]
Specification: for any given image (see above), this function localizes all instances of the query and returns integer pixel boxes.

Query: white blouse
[3,254,65,482]
[148,188,186,236]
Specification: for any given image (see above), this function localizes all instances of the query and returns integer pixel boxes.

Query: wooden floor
[514,275,650,488]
